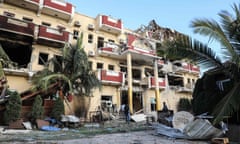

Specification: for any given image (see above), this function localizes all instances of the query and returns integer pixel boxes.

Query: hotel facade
[0,0,200,119]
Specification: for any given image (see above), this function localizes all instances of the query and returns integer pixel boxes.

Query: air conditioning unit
[88,50,95,56]
[74,21,81,27]
[88,24,95,30]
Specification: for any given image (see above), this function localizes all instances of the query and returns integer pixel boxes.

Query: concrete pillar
[127,53,133,113]
[154,59,161,110]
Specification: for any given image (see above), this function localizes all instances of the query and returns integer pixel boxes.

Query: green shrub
[51,97,64,121]
[4,91,22,124]
[30,95,44,121]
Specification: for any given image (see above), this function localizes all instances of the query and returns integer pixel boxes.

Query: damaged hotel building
[0,0,200,119]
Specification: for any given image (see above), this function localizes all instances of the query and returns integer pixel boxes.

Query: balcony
[0,15,35,42]
[37,25,69,47]
[4,0,40,12]
[97,69,125,85]
[173,61,190,73]
[176,86,193,93]
[97,15,122,34]
[42,0,74,21]
[122,34,157,61]
[149,77,166,89]
[98,42,121,58]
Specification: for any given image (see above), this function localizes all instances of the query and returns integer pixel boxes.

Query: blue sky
[67,0,237,51]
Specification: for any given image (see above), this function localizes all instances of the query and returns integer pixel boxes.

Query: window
[97,63,103,69]
[97,37,104,48]
[53,55,62,72]
[88,34,93,43]
[73,30,79,39]
[41,22,51,27]
[108,39,115,43]
[3,11,15,17]
[187,78,191,84]
[132,69,141,80]
[101,95,112,112]
[108,65,114,71]
[150,98,156,111]
[38,52,48,65]
[120,66,127,72]
[22,17,33,22]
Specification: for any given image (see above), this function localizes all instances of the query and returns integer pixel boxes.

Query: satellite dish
[172,111,194,132]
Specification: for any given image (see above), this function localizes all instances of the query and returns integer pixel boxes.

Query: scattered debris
[154,111,224,140]
[131,114,146,122]
[211,137,229,144]
[172,111,194,132]
[41,125,61,131]
[22,121,32,130]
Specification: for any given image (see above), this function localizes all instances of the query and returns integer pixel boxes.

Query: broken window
[1,42,32,68]
[145,68,154,77]
[53,55,62,72]
[168,74,184,87]
[38,52,48,66]
[132,69,141,80]
[101,95,112,112]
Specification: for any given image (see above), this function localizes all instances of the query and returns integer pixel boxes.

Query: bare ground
[0,121,210,144]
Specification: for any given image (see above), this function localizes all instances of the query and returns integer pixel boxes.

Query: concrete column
[127,53,133,113]
[116,87,121,111]
[154,59,161,111]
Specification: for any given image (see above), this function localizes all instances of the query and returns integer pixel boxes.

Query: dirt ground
[41,130,210,144]
[0,120,212,144]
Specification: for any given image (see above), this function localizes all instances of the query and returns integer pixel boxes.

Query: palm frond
[161,35,222,69]
[191,17,240,68]
[40,73,72,93]
[212,81,240,124]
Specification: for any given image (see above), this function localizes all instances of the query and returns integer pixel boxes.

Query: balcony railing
[42,0,74,21]
[0,15,35,37]
[173,61,200,75]
[122,34,156,57]
[176,86,193,93]
[98,42,120,56]
[98,15,122,34]
[149,77,166,89]
[173,62,190,73]
[37,25,69,47]
[97,69,125,85]
[4,0,40,12]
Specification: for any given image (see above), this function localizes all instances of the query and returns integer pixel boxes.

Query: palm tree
[159,3,240,124]
[32,33,101,116]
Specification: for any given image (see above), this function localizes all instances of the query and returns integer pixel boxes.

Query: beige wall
[6,75,32,93]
